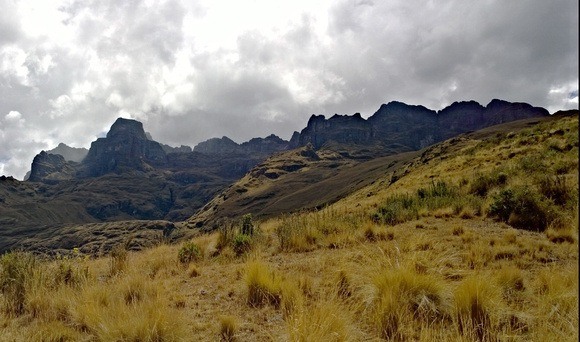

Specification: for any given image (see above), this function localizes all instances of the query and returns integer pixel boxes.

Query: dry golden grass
[1,115,577,341]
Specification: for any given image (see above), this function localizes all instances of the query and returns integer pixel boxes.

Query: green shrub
[489,189,516,222]
[232,234,252,256]
[518,154,547,173]
[373,194,418,225]
[240,214,254,236]
[0,252,36,316]
[417,180,455,199]
[216,221,236,251]
[538,175,574,207]
[53,259,88,288]
[374,181,460,225]
[489,187,554,232]
[178,242,201,264]
[470,171,508,197]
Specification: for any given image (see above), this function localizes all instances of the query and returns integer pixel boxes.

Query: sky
[0,0,578,179]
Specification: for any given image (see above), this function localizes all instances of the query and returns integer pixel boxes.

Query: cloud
[0,0,577,179]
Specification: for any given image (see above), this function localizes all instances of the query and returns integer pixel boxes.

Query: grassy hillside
[0,113,577,341]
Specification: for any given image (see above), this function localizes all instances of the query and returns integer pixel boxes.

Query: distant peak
[107,118,147,139]
[307,114,326,125]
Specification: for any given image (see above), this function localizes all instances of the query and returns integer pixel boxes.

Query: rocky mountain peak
[45,143,88,163]
[80,118,167,177]
[193,136,239,155]
[28,151,75,182]
[106,118,148,140]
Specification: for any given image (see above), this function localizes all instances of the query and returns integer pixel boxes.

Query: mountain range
[0,99,552,254]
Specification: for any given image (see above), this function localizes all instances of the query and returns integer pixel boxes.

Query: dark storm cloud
[0,0,577,178]
[318,0,579,114]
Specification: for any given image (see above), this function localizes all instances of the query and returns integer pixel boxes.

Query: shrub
[373,194,418,225]
[489,188,554,231]
[470,171,508,197]
[53,259,88,288]
[538,175,573,207]
[374,181,461,225]
[240,214,255,236]
[216,221,236,251]
[0,252,37,316]
[232,234,252,256]
[178,241,201,264]
[489,189,516,222]
[417,180,455,199]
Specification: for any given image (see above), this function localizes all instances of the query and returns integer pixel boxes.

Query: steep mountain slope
[187,113,557,230]
[189,144,418,229]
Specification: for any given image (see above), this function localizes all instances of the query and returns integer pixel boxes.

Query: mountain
[193,134,289,155]
[46,143,88,163]
[0,118,288,254]
[0,99,554,254]
[80,118,169,177]
[188,115,556,229]
[291,99,549,152]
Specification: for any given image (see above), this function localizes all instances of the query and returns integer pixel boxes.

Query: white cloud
[5,111,22,122]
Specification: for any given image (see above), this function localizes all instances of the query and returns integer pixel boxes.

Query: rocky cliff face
[194,134,288,155]
[28,151,76,182]
[292,99,549,151]
[81,118,168,177]
[368,102,438,150]
[291,113,373,149]
[437,99,549,141]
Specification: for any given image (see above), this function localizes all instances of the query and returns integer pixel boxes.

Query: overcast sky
[1,0,578,179]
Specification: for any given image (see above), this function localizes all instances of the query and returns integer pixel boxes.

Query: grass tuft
[219,315,238,342]
[454,275,499,341]
[0,252,37,316]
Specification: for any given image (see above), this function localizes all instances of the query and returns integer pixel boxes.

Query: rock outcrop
[28,151,76,182]
[291,113,373,149]
[81,118,168,177]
